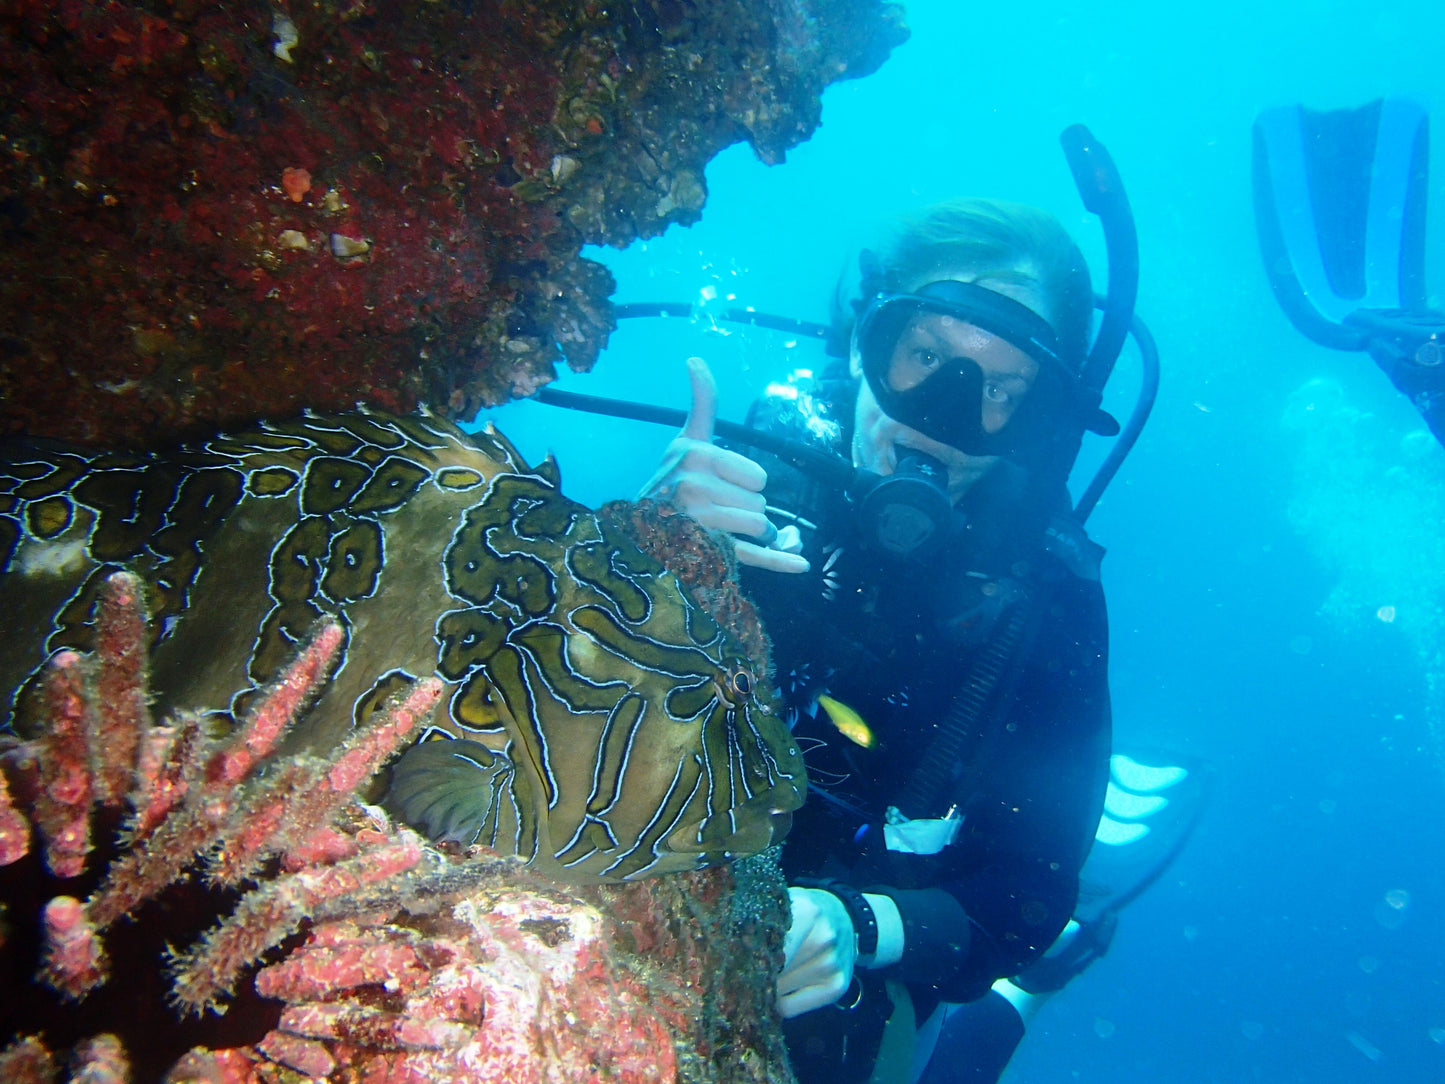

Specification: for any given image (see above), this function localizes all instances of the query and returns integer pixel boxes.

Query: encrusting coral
[1,571,435,1071]
[0,568,795,1082]
[0,0,908,449]
[600,498,773,675]
[0,1,905,1075]
[3,572,438,1012]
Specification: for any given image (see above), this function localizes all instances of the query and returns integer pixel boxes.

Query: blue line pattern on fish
[0,410,805,882]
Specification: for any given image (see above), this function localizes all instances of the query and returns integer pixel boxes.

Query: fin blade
[385,738,514,846]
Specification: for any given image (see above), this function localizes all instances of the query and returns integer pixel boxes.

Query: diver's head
[847,199,1093,497]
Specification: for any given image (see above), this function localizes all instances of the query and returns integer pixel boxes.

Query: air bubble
[1375,889,1410,929]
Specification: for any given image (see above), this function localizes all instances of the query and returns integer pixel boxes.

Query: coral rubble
[1,572,795,1083]
[0,0,908,447]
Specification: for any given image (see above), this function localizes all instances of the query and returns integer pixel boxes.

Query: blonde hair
[857,198,1094,365]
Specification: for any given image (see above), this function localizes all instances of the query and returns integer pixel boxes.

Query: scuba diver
[541,127,1208,1082]
[644,177,1127,1082]
[1254,97,1445,448]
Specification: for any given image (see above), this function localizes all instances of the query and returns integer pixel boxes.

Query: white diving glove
[777,886,905,1019]
[638,357,809,575]
[777,886,857,1018]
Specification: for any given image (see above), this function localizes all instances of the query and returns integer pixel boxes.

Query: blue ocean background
[480,2,1445,1079]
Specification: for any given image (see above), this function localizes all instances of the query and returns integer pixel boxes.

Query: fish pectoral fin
[385,738,522,848]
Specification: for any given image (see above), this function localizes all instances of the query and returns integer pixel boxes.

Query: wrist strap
[824,881,879,960]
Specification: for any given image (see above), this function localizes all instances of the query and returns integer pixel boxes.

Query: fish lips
[671,778,806,864]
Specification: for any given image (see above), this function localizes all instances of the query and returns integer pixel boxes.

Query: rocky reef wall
[0,0,907,447]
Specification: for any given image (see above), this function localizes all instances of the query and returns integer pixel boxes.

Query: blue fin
[1253,98,1429,347]
[1076,748,1215,924]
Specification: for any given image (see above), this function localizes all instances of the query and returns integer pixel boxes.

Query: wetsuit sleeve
[874,573,1112,1003]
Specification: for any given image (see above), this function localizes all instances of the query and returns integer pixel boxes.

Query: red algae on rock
[0,0,908,448]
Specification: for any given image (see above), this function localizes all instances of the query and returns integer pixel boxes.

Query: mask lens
[857,284,1071,457]
[889,359,986,445]
[859,299,989,451]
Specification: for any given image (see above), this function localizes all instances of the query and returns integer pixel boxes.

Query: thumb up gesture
[639,357,809,574]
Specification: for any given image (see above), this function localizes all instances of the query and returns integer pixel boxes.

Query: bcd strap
[1043,514,1105,582]
[892,578,1052,821]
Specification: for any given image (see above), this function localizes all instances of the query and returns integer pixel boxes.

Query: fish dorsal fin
[534,453,561,489]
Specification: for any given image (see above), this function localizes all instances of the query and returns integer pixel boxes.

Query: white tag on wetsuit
[882,808,963,855]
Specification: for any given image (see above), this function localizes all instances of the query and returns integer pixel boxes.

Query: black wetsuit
[1371,342,1445,450]
[735,381,1112,1082]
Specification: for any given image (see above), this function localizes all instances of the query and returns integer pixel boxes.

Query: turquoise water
[483,2,1445,1079]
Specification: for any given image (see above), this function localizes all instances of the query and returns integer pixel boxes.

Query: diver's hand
[639,356,809,574]
[777,886,857,1018]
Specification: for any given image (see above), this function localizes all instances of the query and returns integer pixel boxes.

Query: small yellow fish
[817,694,875,749]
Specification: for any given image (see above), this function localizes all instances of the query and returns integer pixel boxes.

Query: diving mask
[856,279,1086,458]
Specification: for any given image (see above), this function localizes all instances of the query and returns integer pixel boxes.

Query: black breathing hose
[1060,125,1140,396]
[1073,313,1159,523]
[531,386,855,489]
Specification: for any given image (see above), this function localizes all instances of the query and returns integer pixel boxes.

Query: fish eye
[730,667,753,698]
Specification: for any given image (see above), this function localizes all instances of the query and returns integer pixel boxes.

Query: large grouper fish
[0,409,805,882]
